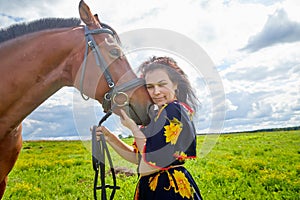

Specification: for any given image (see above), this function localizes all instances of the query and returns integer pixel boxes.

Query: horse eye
[109,48,121,58]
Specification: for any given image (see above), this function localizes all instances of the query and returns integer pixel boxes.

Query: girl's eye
[158,82,167,87]
[146,82,167,89]
[109,48,121,58]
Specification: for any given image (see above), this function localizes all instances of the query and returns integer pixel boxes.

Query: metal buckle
[112,92,129,107]
[108,82,115,88]
[104,93,111,101]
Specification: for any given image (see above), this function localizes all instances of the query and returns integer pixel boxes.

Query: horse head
[75,0,152,125]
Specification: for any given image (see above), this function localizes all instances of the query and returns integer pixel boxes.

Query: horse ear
[79,0,100,27]
[94,14,101,24]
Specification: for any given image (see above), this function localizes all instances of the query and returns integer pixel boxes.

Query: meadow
[3,130,300,200]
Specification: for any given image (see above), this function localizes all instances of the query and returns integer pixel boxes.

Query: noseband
[81,24,145,200]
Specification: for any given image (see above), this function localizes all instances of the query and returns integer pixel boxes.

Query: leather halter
[80,24,145,112]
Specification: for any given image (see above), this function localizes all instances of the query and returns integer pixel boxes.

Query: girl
[96,56,202,199]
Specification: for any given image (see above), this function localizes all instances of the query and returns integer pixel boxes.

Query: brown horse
[0,0,152,198]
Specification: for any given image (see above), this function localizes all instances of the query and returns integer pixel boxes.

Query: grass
[3,130,300,199]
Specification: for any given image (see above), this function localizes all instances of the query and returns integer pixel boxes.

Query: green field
[3,130,300,200]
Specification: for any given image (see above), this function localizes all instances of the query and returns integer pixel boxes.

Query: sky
[1,0,299,140]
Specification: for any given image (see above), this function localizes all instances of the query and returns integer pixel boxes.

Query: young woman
[96,56,203,199]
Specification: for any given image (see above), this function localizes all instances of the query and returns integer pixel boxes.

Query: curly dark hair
[138,56,200,112]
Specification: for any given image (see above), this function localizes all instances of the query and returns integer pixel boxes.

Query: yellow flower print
[148,161,156,166]
[149,173,160,191]
[164,171,175,191]
[132,142,139,153]
[173,170,193,199]
[164,117,183,145]
[174,151,188,161]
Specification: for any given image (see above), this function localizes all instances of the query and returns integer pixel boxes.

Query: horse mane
[0,18,82,43]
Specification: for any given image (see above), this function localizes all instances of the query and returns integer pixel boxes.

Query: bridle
[80,23,145,112]
[80,24,145,200]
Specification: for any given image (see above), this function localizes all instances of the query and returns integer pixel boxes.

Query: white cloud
[241,8,300,52]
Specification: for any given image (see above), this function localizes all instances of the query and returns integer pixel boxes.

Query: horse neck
[0,27,85,136]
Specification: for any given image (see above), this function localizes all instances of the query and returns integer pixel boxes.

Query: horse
[0,1,152,198]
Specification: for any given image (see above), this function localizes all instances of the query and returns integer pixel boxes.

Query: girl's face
[145,68,177,107]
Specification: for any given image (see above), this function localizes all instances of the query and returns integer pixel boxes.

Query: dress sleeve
[142,102,197,169]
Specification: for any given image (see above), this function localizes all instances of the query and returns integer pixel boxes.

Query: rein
[92,109,119,200]
[81,24,145,199]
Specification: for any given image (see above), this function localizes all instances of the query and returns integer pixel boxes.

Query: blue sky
[1,0,299,140]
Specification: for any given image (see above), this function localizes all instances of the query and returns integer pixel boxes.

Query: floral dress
[133,101,203,200]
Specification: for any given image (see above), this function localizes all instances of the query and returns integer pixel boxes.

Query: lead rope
[92,109,120,200]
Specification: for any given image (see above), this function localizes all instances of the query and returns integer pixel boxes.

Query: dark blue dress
[133,101,203,200]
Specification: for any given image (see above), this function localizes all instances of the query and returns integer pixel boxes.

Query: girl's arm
[120,110,159,176]
[96,126,139,164]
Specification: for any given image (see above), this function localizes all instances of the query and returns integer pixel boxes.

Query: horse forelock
[100,22,122,45]
[0,18,82,44]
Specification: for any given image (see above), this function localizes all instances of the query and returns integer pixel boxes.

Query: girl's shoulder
[165,100,180,110]
[166,101,194,116]
[156,101,194,120]
[156,101,179,118]
[165,101,194,120]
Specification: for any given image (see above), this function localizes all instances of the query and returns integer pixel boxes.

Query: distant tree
[118,134,123,139]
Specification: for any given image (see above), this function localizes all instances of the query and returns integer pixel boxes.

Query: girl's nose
[153,85,160,95]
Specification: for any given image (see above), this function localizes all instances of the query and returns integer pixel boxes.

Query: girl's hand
[120,109,139,132]
[95,126,111,141]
